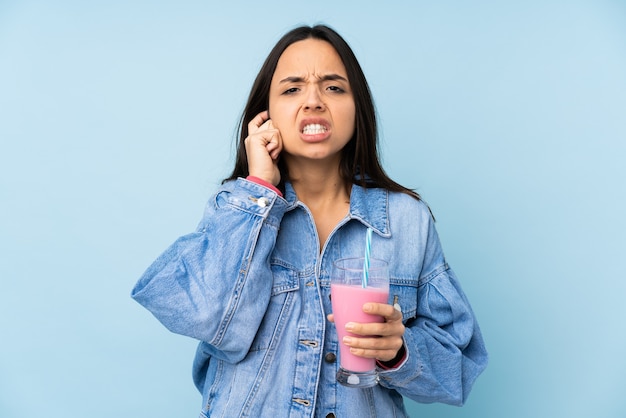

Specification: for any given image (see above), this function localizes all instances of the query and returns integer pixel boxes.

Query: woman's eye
[327,85,345,93]
[283,87,299,95]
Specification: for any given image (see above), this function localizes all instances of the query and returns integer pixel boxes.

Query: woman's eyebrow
[279,76,306,84]
[319,73,348,82]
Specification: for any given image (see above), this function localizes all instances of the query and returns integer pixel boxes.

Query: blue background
[1,1,625,417]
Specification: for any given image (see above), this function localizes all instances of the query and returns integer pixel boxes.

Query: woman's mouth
[299,119,331,142]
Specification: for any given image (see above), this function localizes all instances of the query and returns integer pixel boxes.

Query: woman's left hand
[327,303,405,363]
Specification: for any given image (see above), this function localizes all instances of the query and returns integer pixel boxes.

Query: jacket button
[324,352,336,363]
[326,413,336,418]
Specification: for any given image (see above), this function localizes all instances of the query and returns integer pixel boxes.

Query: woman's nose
[303,87,326,111]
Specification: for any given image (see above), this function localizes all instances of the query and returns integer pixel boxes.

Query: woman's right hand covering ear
[245,110,282,186]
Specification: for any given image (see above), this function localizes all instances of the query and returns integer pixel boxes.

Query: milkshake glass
[330,257,389,388]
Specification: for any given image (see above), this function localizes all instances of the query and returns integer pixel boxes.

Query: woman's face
[268,38,356,166]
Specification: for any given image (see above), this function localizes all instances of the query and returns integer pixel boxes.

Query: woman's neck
[285,158,348,206]
[285,157,351,250]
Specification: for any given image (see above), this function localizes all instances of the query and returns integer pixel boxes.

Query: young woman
[132,24,487,417]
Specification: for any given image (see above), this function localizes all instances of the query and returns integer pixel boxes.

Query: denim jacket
[132,178,487,418]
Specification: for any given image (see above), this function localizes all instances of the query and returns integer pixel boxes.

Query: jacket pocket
[389,277,419,320]
[248,262,299,351]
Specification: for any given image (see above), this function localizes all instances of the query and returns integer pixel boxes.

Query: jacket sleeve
[131,178,288,364]
[377,208,488,406]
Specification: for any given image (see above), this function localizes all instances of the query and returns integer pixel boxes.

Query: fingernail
[363,303,372,312]
[343,336,352,344]
[345,322,354,331]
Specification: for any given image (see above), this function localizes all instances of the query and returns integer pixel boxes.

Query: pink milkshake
[330,257,389,388]
[331,284,389,371]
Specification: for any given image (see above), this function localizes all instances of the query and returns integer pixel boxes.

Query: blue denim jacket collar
[283,181,391,237]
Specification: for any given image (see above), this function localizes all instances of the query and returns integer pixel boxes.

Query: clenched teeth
[302,124,327,135]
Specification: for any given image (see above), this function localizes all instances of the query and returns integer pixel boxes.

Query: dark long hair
[224,24,419,200]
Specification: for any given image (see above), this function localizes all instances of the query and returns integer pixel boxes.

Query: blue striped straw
[362,227,372,288]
